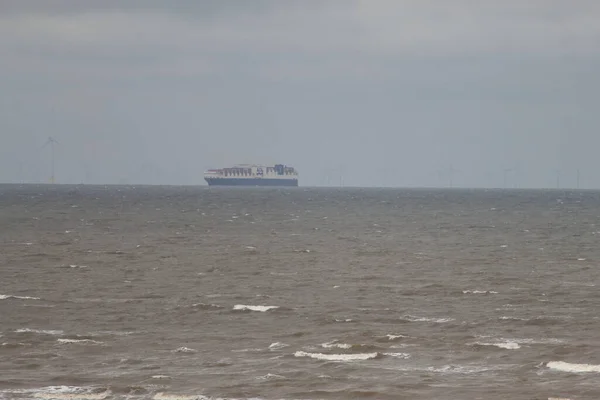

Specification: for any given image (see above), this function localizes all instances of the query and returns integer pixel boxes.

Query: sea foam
[16,328,63,335]
[547,361,600,373]
[0,294,40,300]
[294,351,378,361]
[233,305,278,312]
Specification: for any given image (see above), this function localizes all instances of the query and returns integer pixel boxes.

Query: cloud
[2,0,599,88]
[3,1,600,59]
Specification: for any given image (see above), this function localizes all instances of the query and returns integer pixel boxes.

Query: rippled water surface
[1,185,600,400]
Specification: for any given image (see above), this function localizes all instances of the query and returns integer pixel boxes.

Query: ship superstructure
[204,164,298,186]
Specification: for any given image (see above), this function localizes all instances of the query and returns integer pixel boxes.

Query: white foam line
[153,394,210,400]
[547,361,600,373]
[463,290,498,294]
[172,347,196,353]
[294,351,377,361]
[386,334,407,340]
[268,342,288,350]
[233,304,278,312]
[474,341,520,350]
[405,315,455,323]
[383,352,411,359]
[57,339,104,345]
[256,373,287,380]
[321,341,352,349]
[16,328,63,335]
[0,294,40,300]
[5,386,111,400]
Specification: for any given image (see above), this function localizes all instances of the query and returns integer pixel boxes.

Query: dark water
[1,185,600,400]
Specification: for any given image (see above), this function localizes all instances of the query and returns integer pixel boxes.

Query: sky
[1,0,599,188]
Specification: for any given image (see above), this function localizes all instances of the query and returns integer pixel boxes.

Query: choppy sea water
[1,185,600,400]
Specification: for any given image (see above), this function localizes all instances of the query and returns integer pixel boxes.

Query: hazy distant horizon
[2,1,599,188]
[0,180,592,191]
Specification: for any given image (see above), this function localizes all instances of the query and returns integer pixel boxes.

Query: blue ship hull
[205,178,298,187]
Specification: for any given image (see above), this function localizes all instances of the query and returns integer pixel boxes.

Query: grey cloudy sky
[1,0,599,188]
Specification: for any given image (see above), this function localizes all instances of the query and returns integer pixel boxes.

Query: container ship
[204,164,299,186]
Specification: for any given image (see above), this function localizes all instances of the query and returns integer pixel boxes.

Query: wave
[462,290,498,294]
[472,341,520,350]
[92,330,136,336]
[1,342,30,348]
[386,334,407,340]
[57,339,104,345]
[547,361,600,373]
[498,315,571,325]
[474,336,564,347]
[172,347,197,353]
[426,364,504,374]
[256,373,287,380]
[383,352,411,359]
[233,304,278,312]
[321,341,352,349]
[15,328,64,335]
[404,315,455,323]
[268,342,289,350]
[231,348,263,353]
[499,316,529,321]
[151,375,171,380]
[154,394,211,400]
[0,294,40,300]
[294,351,379,361]
[502,337,564,345]
[321,341,385,352]
[2,386,111,399]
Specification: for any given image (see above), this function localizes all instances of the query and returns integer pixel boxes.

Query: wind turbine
[503,168,513,189]
[440,165,460,188]
[577,169,581,190]
[42,137,59,184]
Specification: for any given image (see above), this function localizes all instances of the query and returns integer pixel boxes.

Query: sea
[1,184,599,400]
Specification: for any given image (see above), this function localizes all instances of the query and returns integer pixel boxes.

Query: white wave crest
[509,337,564,345]
[154,394,210,400]
[172,347,197,353]
[463,290,498,294]
[268,342,288,350]
[547,361,600,373]
[383,352,411,359]
[92,330,135,336]
[294,351,378,361]
[57,339,103,345]
[16,328,64,335]
[256,373,287,380]
[426,364,502,374]
[475,341,520,350]
[0,294,40,300]
[386,334,407,340]
[233,304,278,312]
[499,316,528,321]
[9,386,111,400]
[231,348,262,353]
[405,315,455,323]
[321,341,352,349]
